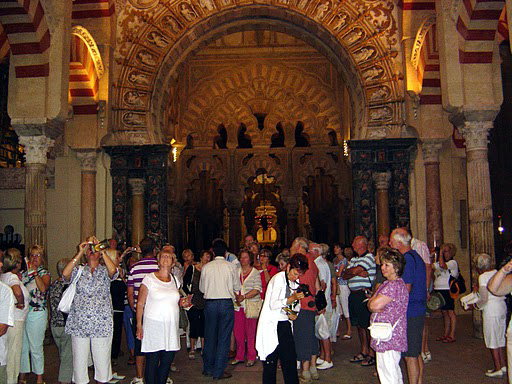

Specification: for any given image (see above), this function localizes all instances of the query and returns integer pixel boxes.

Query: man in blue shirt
[390,228,426,384]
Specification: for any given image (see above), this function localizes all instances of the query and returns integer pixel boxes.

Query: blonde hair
[29,244,47,268]
[157,250,176,266]
[3,248,22,272]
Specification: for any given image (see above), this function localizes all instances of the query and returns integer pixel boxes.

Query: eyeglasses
[31,254,42,257]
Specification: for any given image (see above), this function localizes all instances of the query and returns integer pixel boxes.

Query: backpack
[449,264,466,299]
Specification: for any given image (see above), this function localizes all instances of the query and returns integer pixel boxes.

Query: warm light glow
[343,140,349,157]
[498,226,505,234]
[170,138,176,145]
[172,147,177,162]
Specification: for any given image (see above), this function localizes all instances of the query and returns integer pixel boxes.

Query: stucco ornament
[411,14,436,69]
[128,0,159,9]
[331,13,349,32]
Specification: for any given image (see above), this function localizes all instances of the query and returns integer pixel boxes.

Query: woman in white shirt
[432,243,459,343]
[256,253,309,384]
[473,253,507,377]
[136,249,184,384]
[0,248,29,384]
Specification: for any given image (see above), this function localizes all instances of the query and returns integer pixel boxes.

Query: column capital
[373,171,391,190]
[128,178,146,195]
[76,150,98,172]
[458,121,493,150]
[19,135,54,165]
[421,139,444,163]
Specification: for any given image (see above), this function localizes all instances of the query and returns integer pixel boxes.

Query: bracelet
[72,258,78,265]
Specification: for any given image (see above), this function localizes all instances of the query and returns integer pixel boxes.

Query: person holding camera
[62,237,119,384]
[256,253,309,384]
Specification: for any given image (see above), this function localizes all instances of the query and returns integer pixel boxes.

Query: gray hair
[309,243,322,255]
[320,243,329,257]
[276,252,289,264]
[292,237,310,252]
[391,230,411,247]
[475,253,494,271]
[56,258,70,277]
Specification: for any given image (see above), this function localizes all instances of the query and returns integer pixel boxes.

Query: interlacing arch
[180,62,340,148]
[114,1,403,141]
[238,155,285,196]
[69,26,105,116]
[296,152,342,191]
[183,154,227,191]
[0,0,50,78]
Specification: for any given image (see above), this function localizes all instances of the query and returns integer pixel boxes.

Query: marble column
[76,150,98,240]
[459,121,495,338]
[459,121,495,257]
[422,139,444,249]
[373,172,391,238]
[19,135,54,252]
[129,178,146,246]
[228,207,242,254]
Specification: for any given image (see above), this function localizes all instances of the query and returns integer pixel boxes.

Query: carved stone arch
[114,2,403,143]
[237,155,286,196]
[183,155,227,193]
[180,62,342,148]
[296,152,342,192]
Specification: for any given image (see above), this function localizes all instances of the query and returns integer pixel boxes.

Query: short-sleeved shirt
[48,279,68,327]
[0,272,29,321]
[127,258,159,307]
[260,264,279,298]
[401,250,427,318]
[433,260,458,290]
[370,278,408,353]
[411,238,431,266]
[347,252,376,291]
[479,270,507,318]
[315,256,332,312]
[0,281,15,365]
[334,258,348,286]
[298,253,319,312]
[65,265,118,338]
[22,267,50,312]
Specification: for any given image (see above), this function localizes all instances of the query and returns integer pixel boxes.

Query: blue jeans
[123,305,135,351]
[203,299,234,378]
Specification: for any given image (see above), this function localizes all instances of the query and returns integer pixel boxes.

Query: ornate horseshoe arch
[113,0,403,144]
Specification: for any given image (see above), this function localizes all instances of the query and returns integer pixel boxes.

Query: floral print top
[64,265,118,338]
[22,267,50,312]
[48,279,68,328]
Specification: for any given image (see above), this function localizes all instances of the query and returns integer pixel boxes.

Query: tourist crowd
[0,230,510,384]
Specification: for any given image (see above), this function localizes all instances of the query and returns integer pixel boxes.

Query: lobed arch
[180,62,341,148]
[0,0,50,78]
[182,154,227,194]
[114,1,404,143]
[237,154,286,197]
[296,152,342,193]
[69,26,105,115]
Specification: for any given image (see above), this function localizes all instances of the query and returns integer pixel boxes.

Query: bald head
[352,236,368,256]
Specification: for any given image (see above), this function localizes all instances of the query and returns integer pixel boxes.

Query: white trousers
[376,350,403,384]
[506,319,512,383]
[6,320,24,384]
[71,336,113,384]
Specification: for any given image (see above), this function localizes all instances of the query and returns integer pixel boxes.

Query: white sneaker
[501,366,507,373]
[166,378,173,384]
[130,378,144,384]
[316,361,333,370]
[421,351,432,363]
[112,373,125,380]
[485,369,504,378]
[316,358,325,364]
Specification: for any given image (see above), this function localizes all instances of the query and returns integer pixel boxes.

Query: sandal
[436,336,448,341]
[246,360,256,367]
[349,353,367,363]
[442,337,456,343]
[361,356,376,367]
[231,359,244,365]
[188,350,196,359]
[342,334,352,340]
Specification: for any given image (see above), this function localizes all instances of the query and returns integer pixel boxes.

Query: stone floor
[32,313,505,383]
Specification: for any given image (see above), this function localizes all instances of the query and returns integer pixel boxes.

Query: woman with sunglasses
[256,253,309,384]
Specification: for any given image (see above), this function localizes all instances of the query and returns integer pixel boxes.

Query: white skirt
[142,317,180,353]
[484,314,506,349]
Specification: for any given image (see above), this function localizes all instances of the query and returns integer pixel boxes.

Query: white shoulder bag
[58,266,83,314]
[368,313,399,345]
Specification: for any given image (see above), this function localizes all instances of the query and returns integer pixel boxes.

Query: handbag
[449,265,467,299]
[58,266,83,314]
[242,268,263,319]
[171,273,189,330]
[315,290,327,311]
[368,313,399,345]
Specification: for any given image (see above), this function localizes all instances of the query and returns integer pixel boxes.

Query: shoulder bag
[368,312,399,345]
[58,266,83,314]
[243,269,263,319]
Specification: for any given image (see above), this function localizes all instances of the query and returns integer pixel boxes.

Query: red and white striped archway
[69,26,104,116]
[418,24,441,106]
[0,0,50,78]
